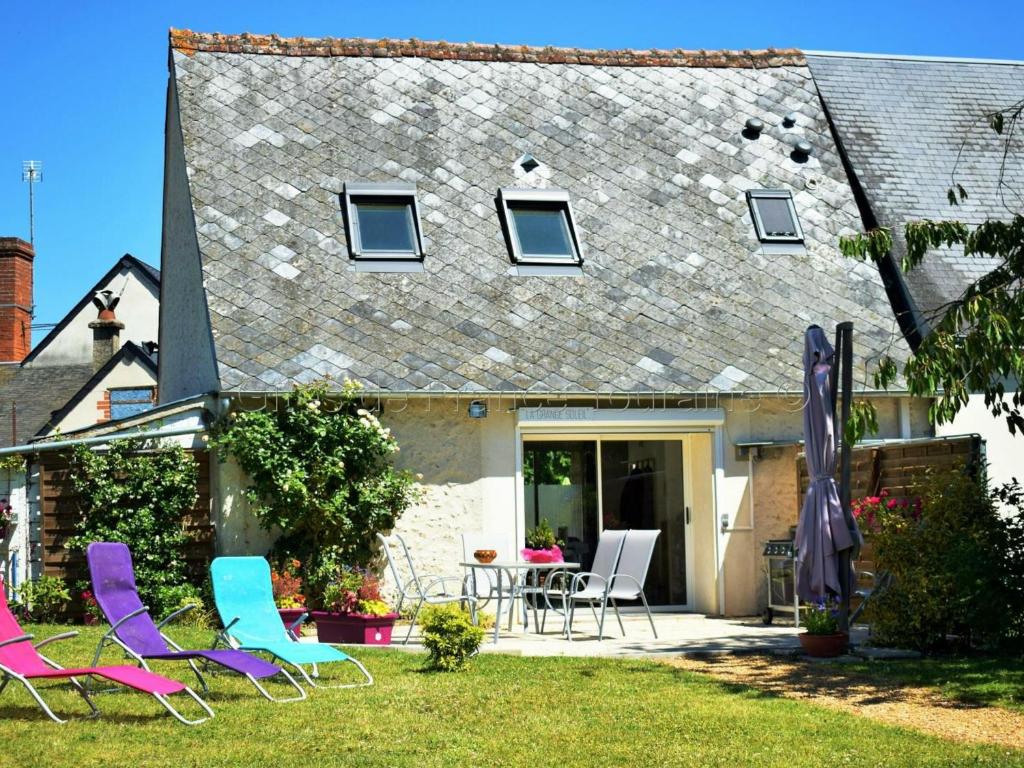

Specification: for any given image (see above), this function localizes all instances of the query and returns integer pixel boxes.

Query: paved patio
[386,611,869,658]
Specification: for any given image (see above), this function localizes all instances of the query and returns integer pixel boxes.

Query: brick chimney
[88,289,125,371]
[0,238,34,363]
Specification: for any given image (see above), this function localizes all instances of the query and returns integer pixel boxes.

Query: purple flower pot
[311,611,399,645]
[278,608,307,635]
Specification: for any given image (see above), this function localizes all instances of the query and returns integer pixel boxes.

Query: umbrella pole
[835,321,855,635]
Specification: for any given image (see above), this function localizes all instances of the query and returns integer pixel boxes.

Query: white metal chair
[602,529,660,640]
[377,532,476,645]
[544,529,626,640]
[461,533,520,627]
[552,529,660,641]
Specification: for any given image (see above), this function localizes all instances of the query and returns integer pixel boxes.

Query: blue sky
[2,0,1022,339]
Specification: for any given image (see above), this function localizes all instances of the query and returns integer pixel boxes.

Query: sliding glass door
[523,441,599,570]
[598,440,686,606]
[522,436,689,607]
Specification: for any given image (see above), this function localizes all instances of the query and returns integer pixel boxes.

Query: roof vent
[792,140,813,162]
[742,117,764,139]
[518,154,541,173]
[782,112,798,128]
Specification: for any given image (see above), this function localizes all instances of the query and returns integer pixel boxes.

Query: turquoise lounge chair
[210,557,372,689]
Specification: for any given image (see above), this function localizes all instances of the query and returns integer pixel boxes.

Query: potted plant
[271,558,308,634]
[521,518,564,563]
[311,566,398,645]
[799,596,848,657]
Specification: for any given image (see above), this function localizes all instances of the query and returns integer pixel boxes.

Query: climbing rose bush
[211,379,421,604]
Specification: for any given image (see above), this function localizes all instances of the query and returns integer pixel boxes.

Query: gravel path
[670,654,1024,750]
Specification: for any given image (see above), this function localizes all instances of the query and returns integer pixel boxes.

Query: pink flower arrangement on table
[520,544,563,563]
[522,518,565,562]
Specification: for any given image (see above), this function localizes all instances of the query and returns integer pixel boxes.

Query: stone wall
[382,398,517,598]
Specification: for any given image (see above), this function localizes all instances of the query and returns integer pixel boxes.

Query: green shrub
[13,575,71,622]
[64,439,201,619]
[154,583,211,628]
[419,604,485,671]
[867,470,1024,651]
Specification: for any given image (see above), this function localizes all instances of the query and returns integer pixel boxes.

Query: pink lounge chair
[0,581,212,725]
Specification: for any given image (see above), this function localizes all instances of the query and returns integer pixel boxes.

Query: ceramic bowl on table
[474,549,498,564]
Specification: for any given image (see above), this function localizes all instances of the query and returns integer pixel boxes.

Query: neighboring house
[0,238,160,590]
[808,52,1024,491]
[159,31,945,616]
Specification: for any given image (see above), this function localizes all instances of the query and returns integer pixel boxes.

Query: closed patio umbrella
[795,325,861,602]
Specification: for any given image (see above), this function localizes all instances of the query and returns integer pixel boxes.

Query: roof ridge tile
[168,29,804,68]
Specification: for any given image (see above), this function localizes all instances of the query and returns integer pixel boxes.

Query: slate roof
[169,31,908,395]
[0,364,95,448]
[807,53,1024,327]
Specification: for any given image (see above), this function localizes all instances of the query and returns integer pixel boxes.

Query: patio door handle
[685,506,691,525]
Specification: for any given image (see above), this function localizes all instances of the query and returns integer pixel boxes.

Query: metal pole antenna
[21,161,43,245]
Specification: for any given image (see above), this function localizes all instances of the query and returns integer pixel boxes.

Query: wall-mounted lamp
[468,400,488,419]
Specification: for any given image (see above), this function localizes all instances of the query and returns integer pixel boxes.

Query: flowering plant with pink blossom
[852,489,921,533]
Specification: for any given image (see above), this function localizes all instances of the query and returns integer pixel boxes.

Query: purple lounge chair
[0,580,213,725]
[86,542,305,703]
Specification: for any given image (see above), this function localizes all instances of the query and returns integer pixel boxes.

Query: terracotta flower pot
[311,611,399,645]
[799,632,848,658]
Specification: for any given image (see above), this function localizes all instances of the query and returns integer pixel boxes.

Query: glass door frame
[518,430,702,611]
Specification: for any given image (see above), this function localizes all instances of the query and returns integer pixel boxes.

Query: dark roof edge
[805,50,1024,66]
[34,341,158,438]
[23,254,160,365]
[811,78,926,351]
[169,29,805,68]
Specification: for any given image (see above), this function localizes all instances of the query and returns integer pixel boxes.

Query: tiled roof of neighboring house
[0,364,95,448]
[807,53,1024,329]
[169,31,908,394]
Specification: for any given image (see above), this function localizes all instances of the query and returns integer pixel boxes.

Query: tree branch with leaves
[841,98,1024,434]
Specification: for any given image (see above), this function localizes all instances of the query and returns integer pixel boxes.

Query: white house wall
[937,393,1023,502]
[48,358,158,435]
[30,267,159,366]
[0,468,28,594]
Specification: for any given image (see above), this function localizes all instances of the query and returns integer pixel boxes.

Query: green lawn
[846,655,1024,712]
[0,624,1020,768]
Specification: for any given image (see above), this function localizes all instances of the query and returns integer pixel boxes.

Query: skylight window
[342,182,424,260]
[498,189,583,265]
[747,189,803,243]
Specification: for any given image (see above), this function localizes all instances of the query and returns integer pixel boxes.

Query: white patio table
[459,560,579,644]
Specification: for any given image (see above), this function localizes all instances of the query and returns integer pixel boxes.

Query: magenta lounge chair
[0,580,212,725]
[87,543,305,703]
